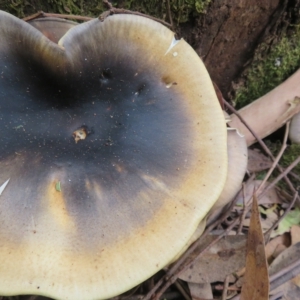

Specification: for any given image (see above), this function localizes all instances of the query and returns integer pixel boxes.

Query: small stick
[23,11,93,22]
[237,182,248,234]
[174,280,192,300]
[256,121,290,195]
[221,275,231,300]
[103,0,113,9]
[23,11,43,21]
[269,257,300,285]
[260,156,300,198]
[269,291,284,300]
[100,0,172,28]
[166,0,174,30]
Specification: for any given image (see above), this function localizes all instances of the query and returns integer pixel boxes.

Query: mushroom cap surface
[0,11,227,299]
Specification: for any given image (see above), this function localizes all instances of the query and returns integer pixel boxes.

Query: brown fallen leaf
[179,235,247,284]
[269,242,300,297]
[269,230,300,300]
[188,282,213,300]
[265,233,290,264]
[247,149,272,172]
[240,195,269,300]
[235,180,282,205]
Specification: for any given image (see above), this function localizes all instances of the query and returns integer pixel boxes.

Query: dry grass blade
[240,195,269,300]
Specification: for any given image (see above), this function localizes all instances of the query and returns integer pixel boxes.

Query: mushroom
[0,11,227,299]
[28,17,77,43]
[207,127,248,225]
[177,126,248,254]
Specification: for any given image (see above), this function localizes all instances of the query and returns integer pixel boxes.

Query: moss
[271,142,300,173]
[235,27,300,108]
[123,0,210,23]
[281,144,300,175]
[235,27,300,178]
[0,0,103,17]
[264,140,300,181]
[47,0,81,15]
[0,0,210,23]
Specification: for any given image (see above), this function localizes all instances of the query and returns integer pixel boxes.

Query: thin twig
[119,291,183,300]
[100,0,172,28]
[290,170,300,181]
[237,182,248,234]
[269,291,284,300]
[23,11,43,21]
[166,0,174,30]
[174,280,192,300]
[221,275,231,300]
[103,0,113,9]
[256,121,290,195]
[23,11,93,22]
[269,256,300,283]
[270,259,300,291]
[24,1,172,29]
[260,156,300,198]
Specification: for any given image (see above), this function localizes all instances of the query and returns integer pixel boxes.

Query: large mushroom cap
[0,11,227,300]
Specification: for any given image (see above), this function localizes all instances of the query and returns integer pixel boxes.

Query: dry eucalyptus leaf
[272,244,288,260]
[269,242,300,292]
[188,282,213,300]
[179,235,246,284]
[265,233,290,264]
[240,195,269,300]
[247,149,272,172]
[236,180,282,205]
[270,281,300,300]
